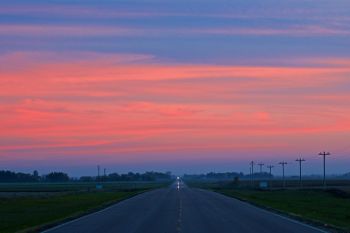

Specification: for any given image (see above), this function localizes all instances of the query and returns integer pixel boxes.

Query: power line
[295,157,306,187]
[278,161,287,188]
[319,151,330,187]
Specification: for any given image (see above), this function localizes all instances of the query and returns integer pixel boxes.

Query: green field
[0,181,170,233]
[184,178,350,189]
[220,189,350,232]
[186,180,350,232]
[0,181,166,192]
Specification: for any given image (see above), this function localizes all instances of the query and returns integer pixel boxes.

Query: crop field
[0,181,166,193]
[0,181,170,233]
[185,178,350,190]
[219,189,350,232]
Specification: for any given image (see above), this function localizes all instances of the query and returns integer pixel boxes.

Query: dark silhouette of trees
[183,172,274,180]
[0,170,172,183]
[45,172,70,182]
[33,170,39,179]
[105,171,172,182]
[0,170,39,182]
[183,172,245,180]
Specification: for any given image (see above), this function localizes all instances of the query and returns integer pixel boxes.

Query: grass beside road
[219,189,350,232]
[186,180,350,232]
[0,181,166,192]
[0,181,170,233]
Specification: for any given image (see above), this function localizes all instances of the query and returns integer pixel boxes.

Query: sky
[0,0,350,176]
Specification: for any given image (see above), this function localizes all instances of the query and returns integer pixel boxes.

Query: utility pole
[258,163,264,173]
[250,161,255,187]
[97,165,100,181]
[295,157,306,188]
[267,165,274,189]
[267,165,274,177]
[249,167,252,186]
[103,168,106,182]
[279,161,287,188]
[319,152,330,187]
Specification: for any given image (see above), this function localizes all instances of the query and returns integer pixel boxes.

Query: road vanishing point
[44,181,326,233]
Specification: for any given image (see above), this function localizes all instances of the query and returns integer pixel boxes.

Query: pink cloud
[1,54,350,164]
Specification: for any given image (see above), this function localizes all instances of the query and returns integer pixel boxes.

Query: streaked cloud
[1,0,350,174]
[1,53,350,168]
[1,24,349,37]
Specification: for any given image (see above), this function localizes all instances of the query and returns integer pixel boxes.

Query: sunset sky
[1,0,350,176]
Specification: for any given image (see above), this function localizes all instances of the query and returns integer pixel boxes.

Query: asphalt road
[44,181,327,233]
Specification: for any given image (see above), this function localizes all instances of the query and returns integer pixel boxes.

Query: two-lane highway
[44,182,326,233]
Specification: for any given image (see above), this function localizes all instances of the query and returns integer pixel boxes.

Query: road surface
[44,182,326,233]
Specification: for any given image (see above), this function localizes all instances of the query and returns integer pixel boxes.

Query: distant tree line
[0,170,70,182]
[81,171,172,182]
[183,172,350,181]
[183,172,273,180]
[0,170,40,182]
[183,172,243,180]
[45,172,70,182]
[0,170,172,183]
